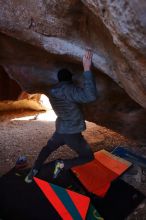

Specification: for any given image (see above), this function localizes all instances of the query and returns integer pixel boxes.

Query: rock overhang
[0,0,146,142]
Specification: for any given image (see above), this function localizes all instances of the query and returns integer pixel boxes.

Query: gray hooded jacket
[46,71,97,134]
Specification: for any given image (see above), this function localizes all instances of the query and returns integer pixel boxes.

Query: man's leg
[34,132,64,170]
[25,132,64,183]
[62,133,94,170]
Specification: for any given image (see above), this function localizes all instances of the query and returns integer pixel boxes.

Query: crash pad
[112,146,146,168]
[72,150,131,197]
[34,177,90,220]
[91,179,145,220]
[0,161,144,220]
[86,204,104,220]
[0,162,103,220]
[94,149,131,175]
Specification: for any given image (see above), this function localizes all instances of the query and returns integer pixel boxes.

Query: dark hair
[57,68,72,82]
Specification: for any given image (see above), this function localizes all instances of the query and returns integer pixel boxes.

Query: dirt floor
[0,110,146,220]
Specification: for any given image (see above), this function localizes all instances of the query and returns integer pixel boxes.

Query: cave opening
[10,94,57,122]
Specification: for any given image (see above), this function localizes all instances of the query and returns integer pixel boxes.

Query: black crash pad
[0,162,145,220]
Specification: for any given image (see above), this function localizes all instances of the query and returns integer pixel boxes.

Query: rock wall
[0,66,22,101]
[0,0,146,142]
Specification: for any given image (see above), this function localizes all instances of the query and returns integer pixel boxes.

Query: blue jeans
[34,132,94,170]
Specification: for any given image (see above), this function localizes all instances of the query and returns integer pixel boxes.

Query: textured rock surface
[82,0,146,107]
[0,0,146,141]
[0,66,22,101]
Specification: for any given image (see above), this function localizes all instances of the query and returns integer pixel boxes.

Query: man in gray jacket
[25,50,97,183]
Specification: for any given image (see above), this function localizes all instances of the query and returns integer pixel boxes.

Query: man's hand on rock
[83,50,93,71]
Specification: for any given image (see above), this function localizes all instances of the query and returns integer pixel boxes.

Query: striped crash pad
[34,177,90,220]
[1,161,145,220]
[0,162,103,220]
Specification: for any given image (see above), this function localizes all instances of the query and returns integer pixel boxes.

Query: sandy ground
[0,110,146,219]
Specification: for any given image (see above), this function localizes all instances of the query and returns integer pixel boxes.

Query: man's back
[48,81,86,134]
[47,70,97,134]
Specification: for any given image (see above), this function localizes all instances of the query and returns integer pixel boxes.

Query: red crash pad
[72,149,131,197]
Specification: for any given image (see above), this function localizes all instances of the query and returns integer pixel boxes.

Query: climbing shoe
[25,168,38,183]
[53,160,64,179]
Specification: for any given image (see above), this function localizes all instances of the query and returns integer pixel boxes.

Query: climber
[25,50,97,183]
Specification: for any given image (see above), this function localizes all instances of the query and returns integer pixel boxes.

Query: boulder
[0,0,146,142]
